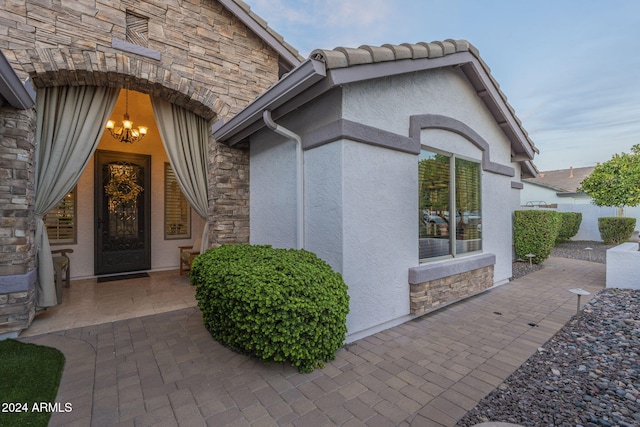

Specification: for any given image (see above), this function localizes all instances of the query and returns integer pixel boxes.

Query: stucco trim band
[511,181,524,189]
[302,119,418,154]
[408,253,496,284]
[0,269,37,293]
[410,114,515,177]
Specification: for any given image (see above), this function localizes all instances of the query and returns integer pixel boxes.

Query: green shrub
[514,210,560,264]
[556,212,582,243]
[191,244,350,373]
[598,217,636,245]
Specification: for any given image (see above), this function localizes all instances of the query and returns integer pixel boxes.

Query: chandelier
[105,88,148,143]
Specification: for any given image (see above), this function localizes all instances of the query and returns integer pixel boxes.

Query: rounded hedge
[598,217,636,245]
[514,210,560,264]
[191,244,349,373]
[556,212,582,243]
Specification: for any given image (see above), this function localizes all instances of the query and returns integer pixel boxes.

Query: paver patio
[20,257,604,426]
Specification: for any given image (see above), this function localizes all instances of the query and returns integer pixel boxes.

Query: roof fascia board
[326,52,471,86]
[217,0,302,67]
[213,58,326,143]
[462,58,536,161]
[521,160,537,179]
[0,50,36,110]
[523,180,565,192]
[557,192,589,198]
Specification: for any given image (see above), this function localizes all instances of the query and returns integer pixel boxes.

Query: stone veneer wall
[0,107,37,335]
[208,140,250,245]
[0,285,36,336]
[0,108,36,276]
[0,0,287,333]
[0,1,286,250]
[0,0,282,121]
[410,265,494,315]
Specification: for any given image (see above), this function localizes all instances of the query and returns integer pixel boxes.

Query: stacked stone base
[0,284,36,338]
[410,265,494,315]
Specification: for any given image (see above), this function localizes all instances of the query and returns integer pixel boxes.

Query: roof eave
[218,0,303,68]
[557,192,589,198]
[0,50,36,110]
[213,58,326,145]
[520,160,537,179]
[522,180,567,192]
[214,41,538,170]
[325,52,537,167]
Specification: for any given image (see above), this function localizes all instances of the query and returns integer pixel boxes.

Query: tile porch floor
[21,270,196,338]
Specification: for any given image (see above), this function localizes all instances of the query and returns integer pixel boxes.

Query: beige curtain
[35,85,119,307]
[151,97,210,253]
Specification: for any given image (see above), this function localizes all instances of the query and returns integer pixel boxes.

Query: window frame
[164,162,191,240]
[44,187,77,245]
[419,146,482,263]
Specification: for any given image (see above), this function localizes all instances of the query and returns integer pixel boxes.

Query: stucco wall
[344,67,517,287]
[249,132,298,249]
[250,135,416,338]
[249,65,523,340]
[341,141,416,336]
[305,142,344,272]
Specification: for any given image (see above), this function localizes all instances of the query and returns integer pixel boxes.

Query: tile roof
[215,38,539,177]
[310,40,474,69]
[311,39,538,160]
[523,166,596,193]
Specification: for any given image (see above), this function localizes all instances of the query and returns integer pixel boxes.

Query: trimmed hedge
[514,210,560,264]
[192,244,349,373]
[556,212,582,243]
[598,217,636,245]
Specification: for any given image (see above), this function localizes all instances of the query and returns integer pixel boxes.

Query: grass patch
[0,339,66,427]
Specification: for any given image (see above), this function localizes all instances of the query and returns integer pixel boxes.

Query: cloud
[248,0,407,55]
[243,0,640,171]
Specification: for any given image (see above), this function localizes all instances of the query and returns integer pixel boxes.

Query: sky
[244,0,640,172]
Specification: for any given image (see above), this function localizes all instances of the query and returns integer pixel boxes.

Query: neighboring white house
[521,166,594,207]
[522,166,640,241]
[214,40,538,341]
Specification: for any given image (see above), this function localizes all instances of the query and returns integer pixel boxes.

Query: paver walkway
[21,257,605,426]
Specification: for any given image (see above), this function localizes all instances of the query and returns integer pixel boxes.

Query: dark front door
[95,150,151,275]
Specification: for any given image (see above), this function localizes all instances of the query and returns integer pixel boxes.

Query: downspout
[262,110,304,250]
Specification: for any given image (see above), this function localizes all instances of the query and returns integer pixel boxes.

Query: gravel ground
[459,241,640,427]
[458,289,640,427]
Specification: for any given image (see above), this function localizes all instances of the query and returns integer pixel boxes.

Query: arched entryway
[0,0,294,337]
[62,88,207,279]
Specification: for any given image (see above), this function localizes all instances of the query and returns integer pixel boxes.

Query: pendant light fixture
[105,88,148,143]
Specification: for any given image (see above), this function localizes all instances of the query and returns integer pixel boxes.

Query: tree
[578,144,640,216]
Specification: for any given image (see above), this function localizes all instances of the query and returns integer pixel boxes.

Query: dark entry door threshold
[97,272,150,283]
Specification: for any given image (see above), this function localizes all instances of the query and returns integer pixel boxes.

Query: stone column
[207,138,250,247]
[0,107,37,337]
